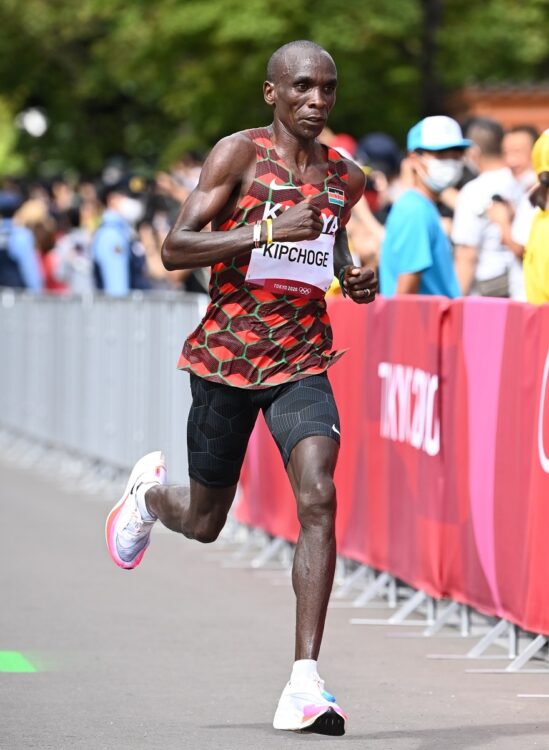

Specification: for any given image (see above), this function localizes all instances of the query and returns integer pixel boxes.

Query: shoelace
[122,508,151,539]
[313,674,336,704]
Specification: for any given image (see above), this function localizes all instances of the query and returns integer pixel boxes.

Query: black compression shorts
[187,373,340,488]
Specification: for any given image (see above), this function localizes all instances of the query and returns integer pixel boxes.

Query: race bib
[245,234,335,299]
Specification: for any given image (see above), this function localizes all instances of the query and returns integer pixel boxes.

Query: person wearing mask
[0,191,43,291]
[379,116,468,297]
[92,178,147,295]
[523,129,549,304]
[452,117,522,297]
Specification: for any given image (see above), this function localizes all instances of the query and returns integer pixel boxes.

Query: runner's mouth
[302,117,326,126]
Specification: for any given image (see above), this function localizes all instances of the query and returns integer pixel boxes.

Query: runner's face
[265,53,337,139]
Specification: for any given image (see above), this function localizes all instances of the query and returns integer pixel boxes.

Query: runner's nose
[308,87,327,110]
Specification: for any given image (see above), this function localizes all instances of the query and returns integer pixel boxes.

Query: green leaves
[1,0,548,175]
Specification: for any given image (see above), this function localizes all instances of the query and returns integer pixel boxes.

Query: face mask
[118,196,144,225]
[420,158,463,193]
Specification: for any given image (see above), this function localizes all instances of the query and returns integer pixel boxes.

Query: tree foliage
[1,0,548,175]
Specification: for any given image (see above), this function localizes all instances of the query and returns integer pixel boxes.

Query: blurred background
[2,0,549,178]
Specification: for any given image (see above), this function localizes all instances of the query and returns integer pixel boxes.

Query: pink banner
[236,297,549,634]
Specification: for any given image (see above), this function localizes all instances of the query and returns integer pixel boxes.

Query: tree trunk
[420,0,444,116]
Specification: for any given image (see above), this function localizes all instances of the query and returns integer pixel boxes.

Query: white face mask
[118,196,144,225]
[420,158,463,193]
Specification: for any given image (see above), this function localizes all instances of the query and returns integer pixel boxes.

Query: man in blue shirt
[0,191,43,291]
[92,178,146,295]
[380,116,470,297]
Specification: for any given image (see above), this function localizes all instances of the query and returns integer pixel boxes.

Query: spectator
[523,129,549,304]
[151,173,210,294]
[379,116,468,297]
[0,190,43,291]
[51,178,77,218]
[14,198,64,292]
[319,131,384,270]
[77,181,102,219]
[53,205,95,295]
[357,132,403,223]
[497,125,539,300]
[329,133,358,161]
[344,194,384,271]
[503,125,539,192]
[155,151,204,208]
[508,191,537,302]
[155,171,190,206]
[452,117,522,297]
[92,177,146,295]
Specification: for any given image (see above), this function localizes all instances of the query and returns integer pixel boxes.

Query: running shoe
[105,451,167,570]
[273,672,347,735]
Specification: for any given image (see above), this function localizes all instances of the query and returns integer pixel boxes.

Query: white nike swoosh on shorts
[269,180,295,191]
[332,424,341,436]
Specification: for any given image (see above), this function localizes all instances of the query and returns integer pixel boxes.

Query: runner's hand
[272,200,323,241]
[342,266,378,304]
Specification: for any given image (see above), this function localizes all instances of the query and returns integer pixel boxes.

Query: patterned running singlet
[177,127,351,389]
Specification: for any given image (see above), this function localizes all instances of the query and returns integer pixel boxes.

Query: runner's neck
[268,123,327,183]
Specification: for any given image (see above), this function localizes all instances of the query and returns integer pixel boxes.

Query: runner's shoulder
[339,157,366,204]
[206,131,257,172]
[198,131,257,191]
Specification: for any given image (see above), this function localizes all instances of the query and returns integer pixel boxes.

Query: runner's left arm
[333,162,378,304]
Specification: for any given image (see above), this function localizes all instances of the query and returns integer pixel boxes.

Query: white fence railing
[0,290,206,483]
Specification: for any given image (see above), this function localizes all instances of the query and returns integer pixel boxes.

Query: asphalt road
[1,455,549,750]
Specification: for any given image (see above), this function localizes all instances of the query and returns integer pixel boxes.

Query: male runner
[106,40,377,736]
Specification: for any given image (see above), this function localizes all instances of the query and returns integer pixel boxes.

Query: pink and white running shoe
[105,451,167,570]
[273,672,347,735]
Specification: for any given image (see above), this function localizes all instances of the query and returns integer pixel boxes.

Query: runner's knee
[297,476,336,528]
[193,527,221,544]
[192,514,226,544]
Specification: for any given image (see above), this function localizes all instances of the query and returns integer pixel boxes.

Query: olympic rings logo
[298,287,311,295]
[539,350,549,474]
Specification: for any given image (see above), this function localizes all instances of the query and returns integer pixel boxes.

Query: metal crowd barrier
[0,289,206,484]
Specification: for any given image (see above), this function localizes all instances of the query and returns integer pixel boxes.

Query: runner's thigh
[187,374,259,488]
[262,373,340,467]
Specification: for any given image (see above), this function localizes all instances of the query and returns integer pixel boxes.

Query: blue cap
[407,116,472,152]
[0,190,23,217]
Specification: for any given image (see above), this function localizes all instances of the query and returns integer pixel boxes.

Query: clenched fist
[341,265,378,304]
[272,199,323,242]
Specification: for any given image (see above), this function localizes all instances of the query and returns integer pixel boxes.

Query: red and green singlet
[177,127,351,389]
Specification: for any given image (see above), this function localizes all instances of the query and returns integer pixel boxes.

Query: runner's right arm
[162,133,323,271]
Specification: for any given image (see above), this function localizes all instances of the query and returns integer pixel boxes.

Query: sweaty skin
[149,45,377,662]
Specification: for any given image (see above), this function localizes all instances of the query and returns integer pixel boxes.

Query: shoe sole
[273,704,346,734]
[302,708,345,736]
[105,451,165,570]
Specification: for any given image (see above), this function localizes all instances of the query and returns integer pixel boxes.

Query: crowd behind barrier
[0,289,205,484]
[238,295,549,636]
[2,120,547,306]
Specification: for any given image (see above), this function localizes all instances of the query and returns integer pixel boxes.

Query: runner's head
[264,41,337,140]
